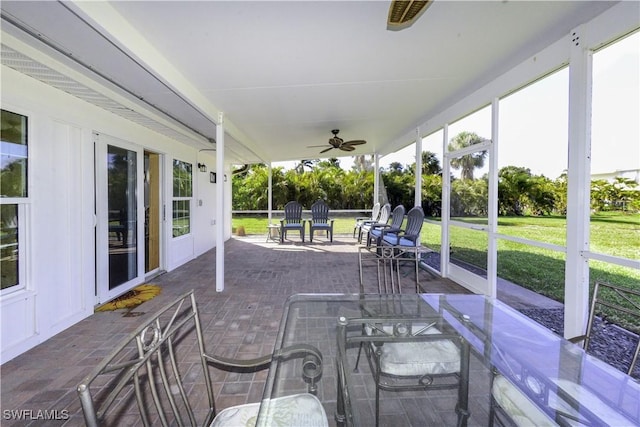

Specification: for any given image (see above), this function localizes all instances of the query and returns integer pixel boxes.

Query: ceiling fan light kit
[388,0,433,30]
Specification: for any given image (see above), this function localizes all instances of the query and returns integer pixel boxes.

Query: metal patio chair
[351,293,464,427]
[77,290,327,427]
[309,199,334,242]
[280,200,306,242]
[489,281,640,426]
[568,281,640,377]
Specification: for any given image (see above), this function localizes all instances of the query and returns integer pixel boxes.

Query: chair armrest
[371,223,391,230]
[568,334,587,345]
[204,353,272,372]
[274,344,323,390]
[380,227,402,237]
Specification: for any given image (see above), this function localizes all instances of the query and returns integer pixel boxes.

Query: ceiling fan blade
[307,144,330,148]
[339,145,356,152]
[320,147,335,154]
[343,139,367,146]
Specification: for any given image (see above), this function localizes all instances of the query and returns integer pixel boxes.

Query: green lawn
[232,212,639,327]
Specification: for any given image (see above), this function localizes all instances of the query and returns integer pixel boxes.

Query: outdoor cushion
[382,234,417,247]
[211,393,327,427]
[365,324,460,376]
[492,375,558,427]
[492,375,636,426]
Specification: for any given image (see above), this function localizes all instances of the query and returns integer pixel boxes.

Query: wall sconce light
[197,163,207,172]
[210,172,216,183]
[224,174,228,182]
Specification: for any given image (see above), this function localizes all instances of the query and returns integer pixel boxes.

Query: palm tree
[294,159,316,174]
[421,151,441,175]
[353,154,374,172]
[448,131,488,180]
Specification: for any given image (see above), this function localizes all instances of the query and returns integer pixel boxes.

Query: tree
[421,174,442,217]
[448,131,488,180]
[317,158,341,169]
[294,159,316,174]
[421,151,442,176]
[352,154,375,172]
[498,166,534,216]
[387,162,405,174]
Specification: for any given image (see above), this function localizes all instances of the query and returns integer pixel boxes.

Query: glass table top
[255,293,640,427]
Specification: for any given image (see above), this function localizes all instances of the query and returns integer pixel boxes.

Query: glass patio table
[255,293,640,427]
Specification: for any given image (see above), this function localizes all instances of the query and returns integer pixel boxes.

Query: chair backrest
[370,203,381,221]
[583,282,640,377]
[77,291,218,426]
[404,206,425,237]
[283,201,304,224]
[377,203,392,224]
[311,200,330,224]
[388,205,406,231]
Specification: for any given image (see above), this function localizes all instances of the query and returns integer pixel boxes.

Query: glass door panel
[107,145,138,289]
[95,134,144,303]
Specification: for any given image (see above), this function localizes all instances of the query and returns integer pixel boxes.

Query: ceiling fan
[307,129,367,154]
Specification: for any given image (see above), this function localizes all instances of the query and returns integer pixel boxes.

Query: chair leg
[375,385,381,427]
[354,341,364,372]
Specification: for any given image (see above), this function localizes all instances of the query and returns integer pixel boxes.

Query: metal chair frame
[569,281,640,377]
[77,290,322,426]
[349,298,465,427]
[489,281,640,426]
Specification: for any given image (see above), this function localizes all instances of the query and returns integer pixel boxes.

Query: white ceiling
[1,1,617,165]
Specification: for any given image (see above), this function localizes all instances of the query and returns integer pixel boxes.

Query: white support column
[415,127,423,208]
[215,112,225,292]
[441,124,450,277]
[487,98,500,298]
[565,26,592,339]
[374,153,380,204]
[268,163,273,224]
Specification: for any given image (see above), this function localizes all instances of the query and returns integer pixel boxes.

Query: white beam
[564,26,592,339]
[268,163,273,224]
[487,98,500,298]
[374,154,380,205]
[441,124,450,278]
[216,112,225,292]
[415,127,422,208]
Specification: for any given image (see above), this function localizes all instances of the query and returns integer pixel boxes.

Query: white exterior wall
[0,67,224,363]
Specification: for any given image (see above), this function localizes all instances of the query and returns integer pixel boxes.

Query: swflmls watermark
[3,409,70,421]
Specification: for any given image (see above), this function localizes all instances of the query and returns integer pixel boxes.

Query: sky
[274,31,639,180]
